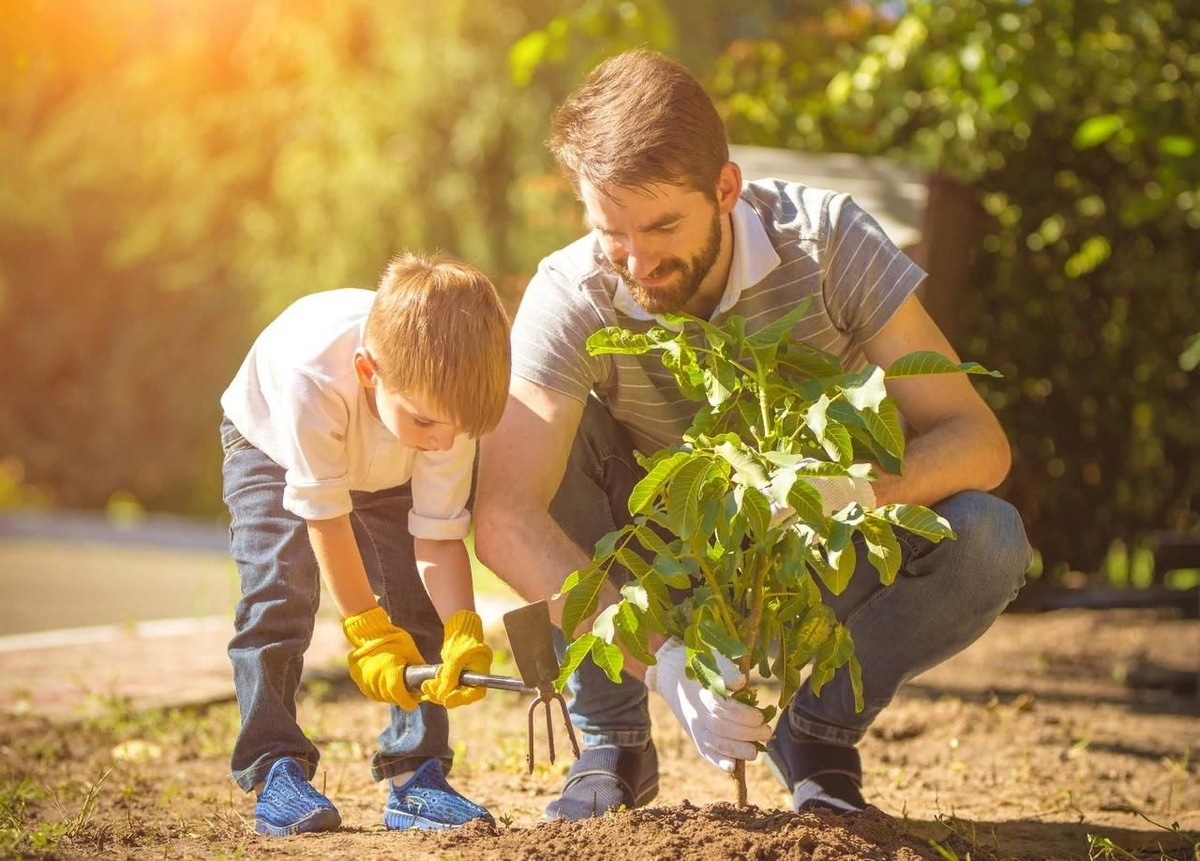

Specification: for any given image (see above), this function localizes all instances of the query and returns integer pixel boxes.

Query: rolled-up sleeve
[277,372,354,521]
[408,434,475,540]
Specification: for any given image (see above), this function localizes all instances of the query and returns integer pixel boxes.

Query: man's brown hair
[365,253,510,438]
[547,49,729,198]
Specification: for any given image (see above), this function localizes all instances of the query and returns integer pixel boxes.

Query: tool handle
[403,664,533,694]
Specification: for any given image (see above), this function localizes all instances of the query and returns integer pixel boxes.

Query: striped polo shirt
[510,179,926,455]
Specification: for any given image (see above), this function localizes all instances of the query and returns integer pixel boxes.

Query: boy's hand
[421,610,492,708]
[343,606,425,710]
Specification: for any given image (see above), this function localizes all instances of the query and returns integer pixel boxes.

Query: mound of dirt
[411,801,975,860]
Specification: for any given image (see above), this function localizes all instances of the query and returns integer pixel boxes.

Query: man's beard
[608,211,722,316]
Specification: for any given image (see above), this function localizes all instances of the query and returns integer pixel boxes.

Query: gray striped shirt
[510,179,926,455]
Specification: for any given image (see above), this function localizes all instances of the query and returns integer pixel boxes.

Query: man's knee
[938,491,1032,612]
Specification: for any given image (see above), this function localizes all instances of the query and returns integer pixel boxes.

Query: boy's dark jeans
[550,398,1034,749]
[220,415,451,793]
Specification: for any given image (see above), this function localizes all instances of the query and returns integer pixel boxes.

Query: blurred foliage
[713,0,1200,576]
[1,0,1195,578]
[0,0,593,514]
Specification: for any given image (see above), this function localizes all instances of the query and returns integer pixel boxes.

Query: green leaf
[590,637,625,684]
[553,633,597,691]
[821,521,857,595]
[628,451,690,515]
[885,351,1001,378]
[821,423,854,465]
[1159,135,1197,158]
[615,601,655,665]
[861,517,902,585]
[849,654,865,713]
[745,297,812,350]
[638,572,673,634]
[795,604,835,654]
[586,327,653,356]
[591,603,620,643]
[805,394,830,443]
[787,477,827,529]
[861,397,905,459]
[620,582,650,611]
[652,554,692,589]
[687,650,730,696]
[634,524,673,558]
[778,342,843,380]
[735,484,772,541]
[714,440,767,487]
[615,547,652,580]
[874,504,957,541]
[561,569,606,638]
[666,456,712,536]
[698,614,749,659]
[840,365,888,412]
[1073,113,1123,149]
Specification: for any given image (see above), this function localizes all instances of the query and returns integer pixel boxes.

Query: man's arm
[861,294,1012,506]
[474,377,654,680]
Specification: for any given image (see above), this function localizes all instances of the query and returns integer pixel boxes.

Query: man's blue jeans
[220,416,451,792]
[549,399,1033,749]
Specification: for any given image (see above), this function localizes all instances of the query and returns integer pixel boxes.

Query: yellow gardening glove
[343,606,425,711]
[421,610,493,709]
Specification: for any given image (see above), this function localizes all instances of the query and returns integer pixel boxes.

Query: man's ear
[353,349,376,388]
[716,161,743,216]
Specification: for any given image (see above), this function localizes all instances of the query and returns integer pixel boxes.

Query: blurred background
[1,0,1197,625]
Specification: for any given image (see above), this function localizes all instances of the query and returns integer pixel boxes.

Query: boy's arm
[308,513,425,710]
[306,514,378,617]
[413,537,475,619]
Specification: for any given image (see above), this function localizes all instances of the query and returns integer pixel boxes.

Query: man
[475,50,1031,819]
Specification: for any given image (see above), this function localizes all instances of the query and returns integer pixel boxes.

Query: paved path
[0,593,523,720]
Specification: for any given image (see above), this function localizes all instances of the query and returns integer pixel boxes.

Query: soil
[2,608,1197,860]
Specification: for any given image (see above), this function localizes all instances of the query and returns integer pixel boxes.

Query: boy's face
[354,350,459,452]
[580,177,722,316]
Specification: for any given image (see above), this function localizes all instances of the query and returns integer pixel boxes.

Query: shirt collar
[610,196,781,324]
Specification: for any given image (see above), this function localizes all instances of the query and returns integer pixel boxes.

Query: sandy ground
[1,608,1196,860]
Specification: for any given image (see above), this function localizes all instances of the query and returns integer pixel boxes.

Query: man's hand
[645,638,772,773]
[770,473,877,528]
[421,610,493,708]
[343,606,425,710]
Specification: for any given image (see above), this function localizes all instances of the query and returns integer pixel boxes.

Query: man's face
[579,178,722,315]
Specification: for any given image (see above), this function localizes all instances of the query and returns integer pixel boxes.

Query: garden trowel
[401,600,579,773]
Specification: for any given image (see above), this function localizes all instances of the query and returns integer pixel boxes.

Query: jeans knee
[945,491,1032,609]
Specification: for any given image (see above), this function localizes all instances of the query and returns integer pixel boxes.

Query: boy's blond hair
[548,49,728,199]
[365,253,510,438]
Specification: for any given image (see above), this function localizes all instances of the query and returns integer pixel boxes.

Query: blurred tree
[0,0,581,514]
[714,0,1200,576]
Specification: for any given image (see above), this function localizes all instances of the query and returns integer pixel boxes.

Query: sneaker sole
[383,808,492,831]
[255,807,341,837]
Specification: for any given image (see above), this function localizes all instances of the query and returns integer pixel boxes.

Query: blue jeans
[549,398,1033,748]
[220,416,452,792]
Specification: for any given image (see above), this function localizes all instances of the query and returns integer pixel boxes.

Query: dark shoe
[254,758,341,836]
[383,759,493,830]
[765,721,865,813]
[545,742,659,820]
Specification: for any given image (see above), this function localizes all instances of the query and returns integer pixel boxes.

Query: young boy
[219,253,511,835]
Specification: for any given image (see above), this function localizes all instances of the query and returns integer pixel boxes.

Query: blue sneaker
[383,759,493,830]
[254,758,342,836]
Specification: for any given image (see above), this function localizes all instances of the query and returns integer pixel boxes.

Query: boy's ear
[353,349,376,388]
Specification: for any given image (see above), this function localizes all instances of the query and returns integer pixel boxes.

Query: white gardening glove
[644,637,772,773]
[769,473,876,528]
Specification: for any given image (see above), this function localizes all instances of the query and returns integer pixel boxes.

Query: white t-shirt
[220,288,474,540]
